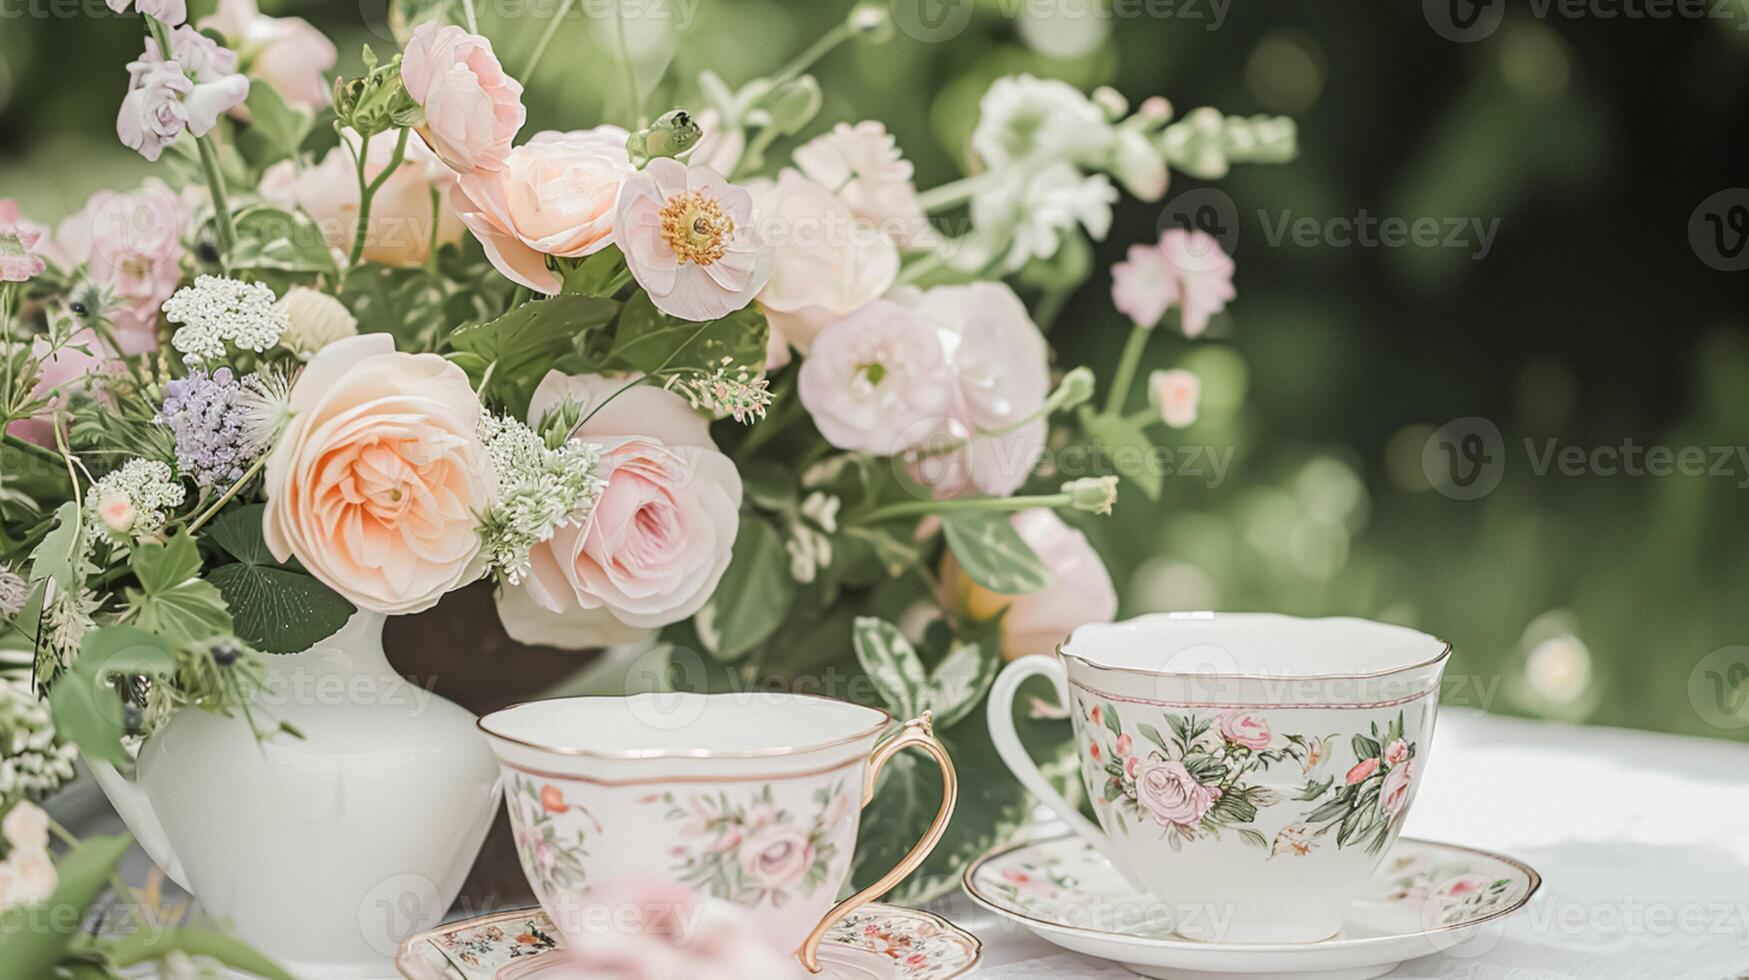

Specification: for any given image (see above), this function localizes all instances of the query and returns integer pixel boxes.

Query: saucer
[962,833,1539,980]
[394,903,980,980]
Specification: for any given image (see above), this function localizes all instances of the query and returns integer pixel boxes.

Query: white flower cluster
[163,275,289,366]
[0,678,79,806]
[478,414,604,585]
[0,567,27,620]
[664,360,774,425]
[786,491,840,585]
[88,458,187,541]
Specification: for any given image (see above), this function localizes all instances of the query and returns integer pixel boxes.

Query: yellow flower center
[659,191,733,266]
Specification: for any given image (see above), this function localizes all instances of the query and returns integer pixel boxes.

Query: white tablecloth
[943,709,1749,979]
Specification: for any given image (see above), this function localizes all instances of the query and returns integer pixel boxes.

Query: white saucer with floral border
[963,833,1539,980]
[394,903,980,980]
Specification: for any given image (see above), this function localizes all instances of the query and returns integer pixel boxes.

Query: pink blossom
[116,29,249,161]
[1384,738,1409,766]
[105,0,187,24]
[616,158,767,321]
[400,23,525,175]
[4,331,107,447]
[1381,757,1415,816]
[200,0,337,111]
[1218,710,1271,751]
[739,822,815,892]
[97,491,137,534]
[0,200,46,282]
[942,510,1117,660]
[55,185,185,354]
[1346,758,1380,784]
[1133,759,1219,828]
[1109,228,1235,337]
[1149,368,1200,429]
[797,300,957,456]
[1125,755,1140,779]
[752,169,898,355]
[792,120,933,248]
[1114,734,1133,757]
[556,878,804,980]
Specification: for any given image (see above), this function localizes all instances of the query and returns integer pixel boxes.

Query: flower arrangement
[0,0,1296,917]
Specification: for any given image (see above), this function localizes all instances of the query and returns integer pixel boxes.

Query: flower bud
[1110,129,1168,202]
[277,287,358,359]
[98,490,136,535]
[1063,476,1119,516]
[849,2,895,43]
[1056,367,1097,411]
[762,77,824,137]
[1092,86,1128,120]
[629,109,704,166]
[1150,368,1200,429]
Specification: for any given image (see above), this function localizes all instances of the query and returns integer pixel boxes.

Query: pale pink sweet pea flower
[1217,710,1271,750]
[1109,240,1176,329]
[117,29,250,161]
[796,299,957,456]
[200,0,337,111]
[553,878,804,980]
[450,127,633,294]
[400,23,525,176]
[261,334,492,615]
[0,200,46,282]
[752,169,898,355]
[1149,368,1200,429]
[940,509,1117,660]
[616,159,767,322]
[297,128,464,267]
[793,120,934,249]
[496,372,743,649]
[889,282,1049,498]
[1110,228,1235,337]
[106,0,187,24]
[54,184,185,354]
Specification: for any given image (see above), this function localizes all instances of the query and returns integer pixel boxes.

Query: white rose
[753,170,898,356]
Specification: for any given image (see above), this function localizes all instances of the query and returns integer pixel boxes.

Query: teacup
[989,612,1450,943]
[478,692,956,971]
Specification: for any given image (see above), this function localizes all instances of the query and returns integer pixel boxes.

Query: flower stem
[1103,322,1152,417]
[195,135,237,269]
[461,0,478,32]
[348,127,410,268]
[521,0,577,84]
[854,491,1073,526]
[570,319,712,435]
[771,19,858,86]
[917,170,1002,214]
[187,454,267,533]
[613,0,645,129]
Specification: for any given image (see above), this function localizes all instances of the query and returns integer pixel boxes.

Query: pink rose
[1346,758,1379,784]
[1133,759,1218,828]
[1218,711,1271,751]
[0,200,46,282]
[201,0,337,111]
[1381,757,1415,817]
[450,127,632,293]
[616,159,767,322]
[400,23,525,175]
[1384,737,1409,766]
[261,333,491,615]
[55,184,184,354]
[797,300,957,456]
[738,822,815,892]
[557,878,803,980]
[297,129,464,267]
[941,510,1117,660]
[5,331,108,447]
[752,169,898,355]
[496,373,742,649]
[888,282,1050,497]
[1149,368,1200,429]
[793,121,933,249]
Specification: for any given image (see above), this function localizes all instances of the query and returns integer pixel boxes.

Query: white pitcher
[88,611,503,979]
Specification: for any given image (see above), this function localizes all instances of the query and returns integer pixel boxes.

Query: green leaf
[606,291,768,377]
[241,83,314,162]
[205,504,277,566]
[28,502,83,592]
[48,626,176,766]
[1351,734,1382,761]
[1138,722,1172,754]
[1239,828,1270,849]
[917,641,997,728]
[448,294,620,412]
[104,927,295,980]
[125,532,232,646]
[939,510,1053,595]
[852,617,926,718]
[209,564,354,656]
[228,207,339,277]
[556,247,629,298]
[0,834,134,976]
[695,518,795,662]
[1079,409,1163,501]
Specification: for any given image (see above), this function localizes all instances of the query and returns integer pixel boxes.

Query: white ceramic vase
[88,611,503,979]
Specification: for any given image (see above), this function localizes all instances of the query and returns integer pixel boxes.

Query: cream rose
[1134,759,1219,829]
[262,333,491,615]
[940,509,1117,660]
[753,169,898,356]
[495,372,742,649]
[738,823,815,892]
[449,127,632,294]
[399,23,525,176]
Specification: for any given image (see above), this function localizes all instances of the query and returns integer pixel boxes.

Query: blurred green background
[3,0,1747,742]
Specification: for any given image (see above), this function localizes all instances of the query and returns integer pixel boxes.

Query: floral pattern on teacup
[1381,852,1520,927]
[644,780,850,908]
[830,906,983,979]
[1079,700,1421,857]
[508,775,599,897]
[433,915,558,969]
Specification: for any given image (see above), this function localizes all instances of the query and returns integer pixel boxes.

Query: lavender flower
[159,368,256,488]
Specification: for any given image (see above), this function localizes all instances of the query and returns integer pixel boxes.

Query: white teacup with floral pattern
[989,612,1450,944]
[479,693,956,973]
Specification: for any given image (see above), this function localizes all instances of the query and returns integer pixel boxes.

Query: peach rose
[262,333,491,615]
[295,129,465,267]
[753,169,898,355]
[449,127,632,294]
[495,372,742,648]
[940,509,1117,660]
[400,23,525,176]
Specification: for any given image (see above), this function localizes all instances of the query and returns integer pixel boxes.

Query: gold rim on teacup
[1056,612,1453,681]
[478,691,893,760]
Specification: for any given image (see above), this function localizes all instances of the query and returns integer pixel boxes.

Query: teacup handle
[988,655,1147,891]
[797,712,957,973]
